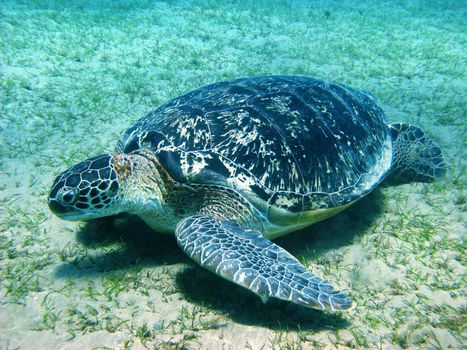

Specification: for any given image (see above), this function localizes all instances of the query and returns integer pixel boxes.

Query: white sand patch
[346,245,401,291]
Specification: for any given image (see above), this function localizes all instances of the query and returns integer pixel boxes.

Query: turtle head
[48,154,121,220]
[48,152,167,222]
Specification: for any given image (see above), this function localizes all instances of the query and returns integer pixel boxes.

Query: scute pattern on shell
[117,76,392,213]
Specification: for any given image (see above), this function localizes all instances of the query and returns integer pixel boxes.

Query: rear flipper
[175,215,353,311]
[388,123,447,183]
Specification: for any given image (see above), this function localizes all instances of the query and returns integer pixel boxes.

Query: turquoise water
[0,1,465,349]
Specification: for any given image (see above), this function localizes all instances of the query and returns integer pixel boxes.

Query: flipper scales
[175,215,353,311]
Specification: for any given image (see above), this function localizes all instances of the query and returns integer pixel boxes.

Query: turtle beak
[48,196,108,221]
[48,197,66,214]
[47,197,76,218]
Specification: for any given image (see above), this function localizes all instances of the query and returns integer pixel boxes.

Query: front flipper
[175,215,353,311]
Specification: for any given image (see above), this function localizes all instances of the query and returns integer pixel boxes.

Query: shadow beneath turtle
[275,188,386,259]
[171,191,385,330]
[54,214,184,278]
[175,265,350,331]
[54,188,384,329]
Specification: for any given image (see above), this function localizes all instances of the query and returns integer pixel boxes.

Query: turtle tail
[387,122,447,183]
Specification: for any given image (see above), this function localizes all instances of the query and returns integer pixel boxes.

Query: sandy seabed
[0,0,465,349]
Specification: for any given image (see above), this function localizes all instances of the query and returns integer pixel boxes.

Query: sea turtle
[48,76,446,311]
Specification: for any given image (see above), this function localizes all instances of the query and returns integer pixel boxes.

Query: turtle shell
[117,76,392,216]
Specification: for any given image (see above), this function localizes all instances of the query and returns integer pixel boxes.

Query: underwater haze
[0,0,465,349]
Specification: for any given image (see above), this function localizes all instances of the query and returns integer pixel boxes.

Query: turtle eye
[59,188,78,205]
